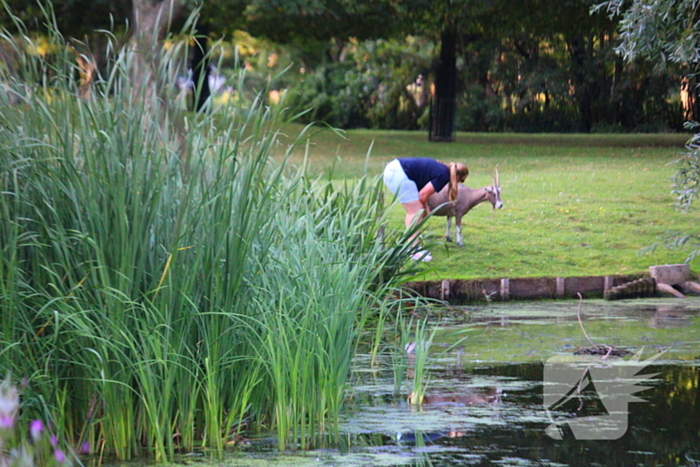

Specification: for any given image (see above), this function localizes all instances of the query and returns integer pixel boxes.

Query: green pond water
[171,298,700,466]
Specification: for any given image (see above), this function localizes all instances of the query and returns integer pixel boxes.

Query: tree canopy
[207,0,399,44]
[0,0,690,135]
[594,0,700,67]
[1,0,131,36]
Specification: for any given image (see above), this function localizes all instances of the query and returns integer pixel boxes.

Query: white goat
[427,169,503,247]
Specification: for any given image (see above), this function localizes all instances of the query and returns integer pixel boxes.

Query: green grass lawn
[275,126,699,280]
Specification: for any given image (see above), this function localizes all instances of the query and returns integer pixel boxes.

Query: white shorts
[383,159,419,204]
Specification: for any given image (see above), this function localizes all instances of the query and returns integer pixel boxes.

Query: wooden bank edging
[404,273,645,304]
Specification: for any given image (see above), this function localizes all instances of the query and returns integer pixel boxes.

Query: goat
[427,169,503,247]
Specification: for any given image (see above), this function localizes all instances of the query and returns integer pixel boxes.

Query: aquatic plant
[389,308,414,396]
[0,10,412,461]
[406,318,437,406]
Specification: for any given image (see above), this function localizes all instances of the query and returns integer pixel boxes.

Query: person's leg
[402,200,425,230]
[383,160,416,202]
[403,200,432,260]
[383,161,431,260]
[385,162,422,231]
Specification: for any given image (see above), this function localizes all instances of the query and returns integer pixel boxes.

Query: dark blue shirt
[398,158,450,193]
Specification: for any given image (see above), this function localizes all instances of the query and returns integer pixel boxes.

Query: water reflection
[417,386,501,407]
[216,299,700,466]
[340,299,700,466]
[348,363,699,466]
[649,306,694,328]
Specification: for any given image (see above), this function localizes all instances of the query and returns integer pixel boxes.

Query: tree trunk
[129,0,185,99]
[682,67,700,123]
[567,34,593,132]
[132,0,184,51]
[610,55,624,126]
[429,30,457,142]
[129,0,189,167]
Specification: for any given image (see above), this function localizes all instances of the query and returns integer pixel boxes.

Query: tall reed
[406,319,437,406]
[0,10,413,461]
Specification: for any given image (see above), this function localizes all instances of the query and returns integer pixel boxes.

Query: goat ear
[485,187,493,193]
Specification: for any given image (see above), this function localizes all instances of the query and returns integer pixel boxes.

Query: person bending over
[383,157,468,261]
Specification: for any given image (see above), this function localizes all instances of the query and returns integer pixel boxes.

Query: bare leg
[403,200,426,246]
[403,200,425,228]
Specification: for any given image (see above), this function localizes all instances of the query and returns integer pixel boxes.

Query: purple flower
[29,419,44,441]
[50,434,58,447]
[0,414,14,429]
[0,379,19,418]
[80,441,90,454]
[54,449,66,463]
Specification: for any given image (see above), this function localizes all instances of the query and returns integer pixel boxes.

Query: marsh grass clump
[0,12,414,461]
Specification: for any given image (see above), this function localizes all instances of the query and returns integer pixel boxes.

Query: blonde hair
[448,162,469,202]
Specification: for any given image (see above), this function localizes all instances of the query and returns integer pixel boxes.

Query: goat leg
[456,217,464,247]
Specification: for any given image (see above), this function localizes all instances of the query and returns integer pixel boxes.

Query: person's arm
[418,182,436,214]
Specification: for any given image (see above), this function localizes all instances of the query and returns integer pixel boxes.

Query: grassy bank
[276,126,698,280]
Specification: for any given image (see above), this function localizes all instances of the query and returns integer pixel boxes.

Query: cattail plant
[0,9,414,461]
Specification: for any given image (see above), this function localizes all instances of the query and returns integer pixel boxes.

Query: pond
[195,298,700,467]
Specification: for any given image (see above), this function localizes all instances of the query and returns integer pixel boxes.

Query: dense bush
[285,38,434,130]
[278,35,685,133]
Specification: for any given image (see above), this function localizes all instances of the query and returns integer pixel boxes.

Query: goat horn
[494,165,500,188]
